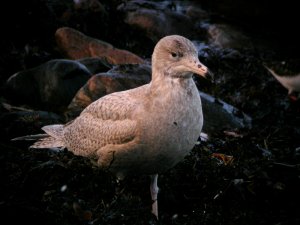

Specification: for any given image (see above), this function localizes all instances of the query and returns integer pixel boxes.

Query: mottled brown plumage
[16,35,210,219]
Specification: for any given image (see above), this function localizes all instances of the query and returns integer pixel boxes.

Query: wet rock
[5,59,92,112]
[185,5,210,21]
[55,27,144,64]
[118,0,201,42]
[200,91,252,134]
[202,23,252,49]
[0,109,63,140]
[199,0,300,55]
[117,0,174,11]
[73,0,106,13]
[200,0,298,32]
[76,57,112,74]
[66,63,152,118]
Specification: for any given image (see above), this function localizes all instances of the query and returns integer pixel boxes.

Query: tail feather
[42,124,64,139]
[12,124,65,149]
[12,134,49,141]
[30,136,65,150]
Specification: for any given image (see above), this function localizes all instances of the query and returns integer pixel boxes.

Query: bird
[264,59,300,101]
[13,35,210,219]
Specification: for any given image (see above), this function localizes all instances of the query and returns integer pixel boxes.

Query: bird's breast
[137,81,203,173]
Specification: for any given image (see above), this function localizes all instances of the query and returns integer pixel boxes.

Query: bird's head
[152,35,212,80]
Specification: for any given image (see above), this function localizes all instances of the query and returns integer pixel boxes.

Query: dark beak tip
[205,70,214,83]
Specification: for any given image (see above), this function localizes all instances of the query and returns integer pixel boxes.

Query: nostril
[197,64,202,68]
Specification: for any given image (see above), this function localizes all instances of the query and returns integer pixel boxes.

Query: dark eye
[171,52,177,58]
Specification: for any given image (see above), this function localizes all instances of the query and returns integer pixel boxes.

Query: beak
[186,57,214,81]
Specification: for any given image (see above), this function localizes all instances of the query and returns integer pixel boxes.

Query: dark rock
[199,0,300,55]
[73,0,106,13]
[185,5,209,21]
[203,23,253,49]
[0,109,63,141]
[118,0,204,42]
[76,57,112,74]
[200,91,252,134]
[5,59,92,112]
[117,0,169,11]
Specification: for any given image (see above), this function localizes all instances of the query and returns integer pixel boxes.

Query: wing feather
[62,89,143,157]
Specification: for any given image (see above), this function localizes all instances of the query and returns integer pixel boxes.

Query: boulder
[204,23,252,49]
[5,59,91,112]
[55,27,144,64]
[76,57,112,74]
[118,0,203,42]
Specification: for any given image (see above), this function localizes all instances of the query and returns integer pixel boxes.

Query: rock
[199,0,300,54]
[118,1,201,42]
[200,92,252,134]
[200,0,298,32]
[203,23,252,49]
[185,5,209,21]
[117,0,176,12]
[55,27,144,64]
[66,63,151,118]
[0,108,63,140]
[76,57,112,74]
[73,0,106,13]
[5,59,91,112]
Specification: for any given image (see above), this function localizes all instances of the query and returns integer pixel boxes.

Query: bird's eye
[171,52,178,58]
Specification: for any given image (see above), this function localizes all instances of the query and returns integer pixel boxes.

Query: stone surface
[205,23,252,49]
[76,57,112,75]
[0,107,63,140]
[55,27,144,64]
[118,1,202,42]
[5,59,91,112]
[200,92,252,133]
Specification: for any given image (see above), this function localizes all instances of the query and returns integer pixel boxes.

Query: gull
[13,35,210,219]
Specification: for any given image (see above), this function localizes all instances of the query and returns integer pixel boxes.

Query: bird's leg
[150,174,159,219]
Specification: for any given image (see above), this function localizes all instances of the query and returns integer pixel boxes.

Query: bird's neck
[150,70,195,94]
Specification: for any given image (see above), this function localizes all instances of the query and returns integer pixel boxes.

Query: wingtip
[11,134,49,141]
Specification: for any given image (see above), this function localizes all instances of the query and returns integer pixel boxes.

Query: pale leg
[150,174,159,219]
